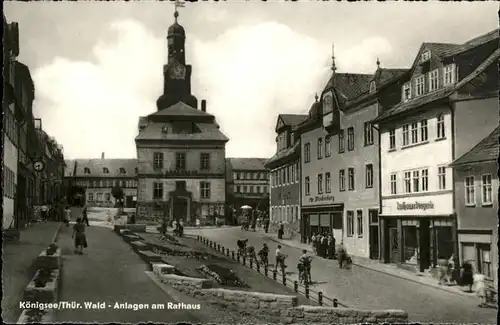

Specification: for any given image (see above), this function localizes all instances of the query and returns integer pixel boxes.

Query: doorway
[125,196,134,208]
[369,225,379,259]
[173,197,188,221]
[389,227,400,263]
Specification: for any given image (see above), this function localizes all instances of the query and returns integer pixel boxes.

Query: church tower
[156,9,198,110]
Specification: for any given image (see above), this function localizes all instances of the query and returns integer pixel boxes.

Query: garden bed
[197,264,247,287]
[158,234,185,246]
[17,308,54,324]
[151,245,218,260]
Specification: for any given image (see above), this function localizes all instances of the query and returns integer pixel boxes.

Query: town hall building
[135,10,229,224]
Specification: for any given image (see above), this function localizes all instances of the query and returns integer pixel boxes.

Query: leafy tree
[111,186,125,207]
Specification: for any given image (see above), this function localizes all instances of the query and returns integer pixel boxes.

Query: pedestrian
[336,241,347,268]
[278,224,284,240]
[275,245,287,274]
[196,217,201,228]
[328,235,336,259]
[437,256,450,285]
[461,261,474,292]
[64,205,71,227]
[311,233,317,252]
[41,203,48,221]
[82,206,90,226]
[314,234,321,256]
[473,272,487,307]
[321,233,328,258]
[264,218,270,233]
[72,217,87,255]
[448,253,459,284]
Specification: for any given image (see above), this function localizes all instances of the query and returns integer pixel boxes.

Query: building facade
[226,158,269,213]
[2,16,20,230]
[451,127,498,289]
[297,57,407,258]
[64,154,138,208]
[373,29,499,272]
[266,114,307,237]
[135,11,229,224]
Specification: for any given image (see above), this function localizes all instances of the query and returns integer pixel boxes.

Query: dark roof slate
[280,114,309,128]
[135,122,229,142]
[265,141,300,168]
[228,158,268,171]
[442,29,499,57]
[324,73,374,101]
[423,42,461,58]
[451,126,499,166]
[148,102,214,118]
[64,159,138,178]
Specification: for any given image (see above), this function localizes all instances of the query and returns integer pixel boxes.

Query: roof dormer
[420,50,431,63]
[369,80,376,94]
[84,167,91,174]
[103,167,109,174]
[119,167,126,174]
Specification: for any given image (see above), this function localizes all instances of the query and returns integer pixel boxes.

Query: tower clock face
[170,62,186,80]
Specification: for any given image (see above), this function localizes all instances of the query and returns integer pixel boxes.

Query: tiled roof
[280,114,309,128]
[442,29,499,57]
[135,121,229,142]
[373,47,499,124]
[423,43,461,58]
[324,73,374,101]
[227,158,268,171]
[265,141,300,168]
[148,102,214,118]
[373,68,408,87]
[451,126,499,166]
[64,159,138,178]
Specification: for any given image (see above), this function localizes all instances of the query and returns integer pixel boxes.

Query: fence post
[232,251,235,260]
[217,244,221,251]
[226,248,230,256]
[294,281,298,292]
[305,282,310,298]
[273,270,277,281]
[333,298,338,307]
[318,292,323,306]
[282,273,286,286]
[265,267,268,277]
[197,235,200,241]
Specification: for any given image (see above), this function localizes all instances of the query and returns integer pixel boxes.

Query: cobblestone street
[55,225,202,323]
[187,227,497,324]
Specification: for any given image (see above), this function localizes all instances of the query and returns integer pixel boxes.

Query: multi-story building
[226,158,269,212]
[135,11,229,224]
[266,114,308,239]
[64,154,138,208]
[2,15,20,230]
[450,126,498,289]
[373,29,498,272]
[297,51,407,257]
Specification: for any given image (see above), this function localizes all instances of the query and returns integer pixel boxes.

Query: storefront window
[402,223,419,265]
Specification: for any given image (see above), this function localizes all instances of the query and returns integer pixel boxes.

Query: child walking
[72,217,87,255]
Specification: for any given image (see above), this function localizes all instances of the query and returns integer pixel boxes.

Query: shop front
[380,192,457,272]
[301,199,343,243]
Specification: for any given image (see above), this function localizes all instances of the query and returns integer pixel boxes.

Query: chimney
[101,152,105,159]
[201,100,207,112]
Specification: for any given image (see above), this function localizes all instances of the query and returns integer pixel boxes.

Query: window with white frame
[356,210,363,237]
[325,136,331,157]
[153,152,164,169]
[389,129,396,150]
[325,172,331,193]
[175,152,186,169]
[317,174,323,194]
[339,130,345,153]
[465,176,475,206]
[364,122,374,146]
[347,210,354,237]
[365,164,373,188]
[295,162,299,182]
[481,174,492,205]
[317,138,323,159]
[420,120,428,142]
[153,182,163,199]
[390,173,397,194]
[305,177,310,195]
[348,168,355,191]
[291,164,295,183]
[404,171,412,193]
[339,169,345,191]
[200,181,211,199]
[438,166,446,190]
[429,69,439,91]
[443,64,455,85]
[421,50,431,62]
[421,168,429,191]
[411,122,418,144]
[402,124,410,146]
[88,192,94,201]
[403,82,411,102]
[304,143,311,163]
[415,75,425,96]
[412,170,420,192]
[437,114,445,139]
[347,127,355,151]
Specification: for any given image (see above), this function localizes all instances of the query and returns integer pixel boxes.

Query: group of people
[241,210,270,233]
[311,233,351,268]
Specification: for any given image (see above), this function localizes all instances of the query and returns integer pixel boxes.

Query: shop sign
[309,195,335,203]
[397,201,434,211]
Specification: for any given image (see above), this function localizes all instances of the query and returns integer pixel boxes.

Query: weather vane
[174,0,186,22]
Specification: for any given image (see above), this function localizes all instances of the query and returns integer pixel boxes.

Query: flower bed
[17,308,54,324]
[158,234,184,246]
[23,269,60,304]
[152,246,216,260]
[46,243,59,256]
[197,264,247,287]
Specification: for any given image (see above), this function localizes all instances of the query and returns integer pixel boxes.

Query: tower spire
[174,0,185,23]
[376,57,381,69]
[331,43,336,73]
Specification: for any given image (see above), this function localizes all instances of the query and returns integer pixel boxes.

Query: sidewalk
[261,231,478,299]
[2,221,62,323]
[55,226,201,323]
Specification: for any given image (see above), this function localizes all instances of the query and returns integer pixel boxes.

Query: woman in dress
[64,206,71,227]
[72,217,87,255]
[461,261,474,292]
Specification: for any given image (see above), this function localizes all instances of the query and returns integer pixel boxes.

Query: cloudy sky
[4,1,497,160]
